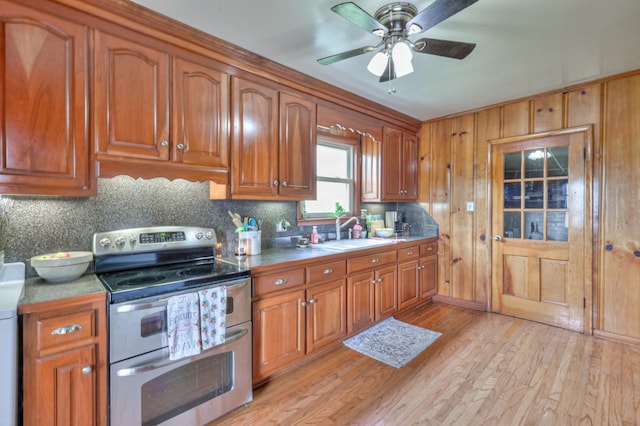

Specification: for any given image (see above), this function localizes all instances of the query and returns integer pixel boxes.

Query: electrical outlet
[467,201,474,212]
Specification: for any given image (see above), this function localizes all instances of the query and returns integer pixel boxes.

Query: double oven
[93,226,252,426]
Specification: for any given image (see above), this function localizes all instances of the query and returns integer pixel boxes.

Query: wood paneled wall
[419,69,640,343]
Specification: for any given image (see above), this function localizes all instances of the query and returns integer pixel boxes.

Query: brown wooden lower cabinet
[21,293,107,426]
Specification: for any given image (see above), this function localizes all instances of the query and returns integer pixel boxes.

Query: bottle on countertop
[310,226,319,244]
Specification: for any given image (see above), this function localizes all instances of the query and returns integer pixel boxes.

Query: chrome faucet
[336,216,359,240]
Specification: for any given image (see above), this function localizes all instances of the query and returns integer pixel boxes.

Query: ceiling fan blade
[413,38,476,59]
[406,0,478,34]
[379,60,396,83]
[331,2,387,35]
[317,45,376,65]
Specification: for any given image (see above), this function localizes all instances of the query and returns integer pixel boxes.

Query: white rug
[343,317,442,368]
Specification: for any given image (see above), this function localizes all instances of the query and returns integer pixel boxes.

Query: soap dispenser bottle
[310,226,319,244]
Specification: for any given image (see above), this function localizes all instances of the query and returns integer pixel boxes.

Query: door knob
[494,235,502,241]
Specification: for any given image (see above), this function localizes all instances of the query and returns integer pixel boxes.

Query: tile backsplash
[2,175,437,272]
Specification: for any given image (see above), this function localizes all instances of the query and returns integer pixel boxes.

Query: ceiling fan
[317,0,478,82]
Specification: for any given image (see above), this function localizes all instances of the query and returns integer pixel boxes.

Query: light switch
[467,201,474,212]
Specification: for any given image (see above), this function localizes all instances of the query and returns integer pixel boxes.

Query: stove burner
[177,265,214,277]
[118,275,168,286]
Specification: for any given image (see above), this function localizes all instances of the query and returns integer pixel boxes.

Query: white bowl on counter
[375,228,395,238]
[31,251,93,283]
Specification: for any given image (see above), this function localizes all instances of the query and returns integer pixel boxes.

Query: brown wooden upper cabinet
[0,1,92,196]
[381,126,418,201]
[228,76,316,200]
[93,30,229,184]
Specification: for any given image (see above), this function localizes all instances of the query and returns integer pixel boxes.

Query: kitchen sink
[318,238,394,252]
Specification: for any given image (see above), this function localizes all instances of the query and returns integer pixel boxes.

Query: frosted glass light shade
[367,52,388,77]
[392,42,413,77]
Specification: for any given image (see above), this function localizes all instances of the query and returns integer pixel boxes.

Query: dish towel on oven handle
[167,292,202,360]
[198,286,227,350]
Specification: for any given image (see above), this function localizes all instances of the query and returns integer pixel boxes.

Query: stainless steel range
[93,226,252,426]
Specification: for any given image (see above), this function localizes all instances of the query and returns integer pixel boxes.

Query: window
[300,135,359,220]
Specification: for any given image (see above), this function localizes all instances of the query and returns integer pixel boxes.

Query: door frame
[487,125,594,334]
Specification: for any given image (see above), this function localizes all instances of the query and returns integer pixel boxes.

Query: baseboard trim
[433,295,487,311]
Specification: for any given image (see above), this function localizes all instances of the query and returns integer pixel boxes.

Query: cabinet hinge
[583,297,586,308]
[583,148,586,159]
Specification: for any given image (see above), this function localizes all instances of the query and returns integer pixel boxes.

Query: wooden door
[347,271,375,334]
[172,57,229,168]
[32,345,96,426]
[94,30,169,160]
[491,130,588,331]
[278,91,316,198]
[398,259,420,311]
[230,76,279,198]
[598,75,640,343]
[374,265,397,321]
[361,134,382,201]
[381,126,404,201]
[0,1,91,196]
[252,290,305,381]
[306,279,347,353]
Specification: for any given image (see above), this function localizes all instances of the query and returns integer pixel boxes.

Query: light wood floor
[211,302,640,425]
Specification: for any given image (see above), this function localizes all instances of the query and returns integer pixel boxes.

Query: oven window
[140,312,166,338]
[141,351,234,426]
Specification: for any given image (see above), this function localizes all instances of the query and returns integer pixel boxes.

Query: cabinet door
[94,30,169,160]
[0,2,91,196]
[420,255,438,300]
[252,290,305,381]
[381,126,404,201]
[347,271,375,334]
[31,345,96,426]
[375,265,397,321]
[278,91,317,198]
[172,57,229,168]
[402,132,418,200]
[306,279,347,353]
[361,134,382,201]
[230,76,279,198]
[398,259,420,312]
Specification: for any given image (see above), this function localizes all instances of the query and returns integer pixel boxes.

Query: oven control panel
[93,226,217,256]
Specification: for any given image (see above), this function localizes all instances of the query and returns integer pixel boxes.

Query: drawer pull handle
[407,251,413,255]
[371,258,379,263]
[82,366,93,375]
[427,247,433,251]
[323,268,334,274]
[274,278,287,285]
[52,324,83,335]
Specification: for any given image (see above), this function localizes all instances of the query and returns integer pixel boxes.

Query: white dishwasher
[0,262,25,426]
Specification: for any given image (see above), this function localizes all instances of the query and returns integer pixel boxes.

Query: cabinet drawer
[306,260,346,285]
[254,268,305,296]
[347,250,397,274]
[397,245,419,261]
[420,242,438,257]
[36,309,96,352]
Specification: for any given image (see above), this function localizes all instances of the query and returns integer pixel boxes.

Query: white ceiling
[130,0,640,121]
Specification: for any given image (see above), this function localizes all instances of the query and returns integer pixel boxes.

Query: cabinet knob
[176,143,185,150]
[308,298,316,304]
[273,180,279,186]
[371,279,377,284]
[274,278,287,285]
[51,324,83,335]
[82,366,93,375]
[160,140,169,147]
[494,235,503,241]
[282,181,288,187]
[300,301,307,307]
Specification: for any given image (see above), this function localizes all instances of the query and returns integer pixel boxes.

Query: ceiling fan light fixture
[391,41,413,77]
[367,51,389,77]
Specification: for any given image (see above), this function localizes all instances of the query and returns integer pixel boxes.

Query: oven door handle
[115,280,248,313]
[115,327,249,377]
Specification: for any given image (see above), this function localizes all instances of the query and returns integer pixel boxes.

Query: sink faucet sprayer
[336,216,359,240]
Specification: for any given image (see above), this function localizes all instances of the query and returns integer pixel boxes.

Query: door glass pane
[504,152,521,179]
[547,212,568,241]
[525,149,545,178]
[504,182,521,208]
[548,146,569,177]
[548,179,568,209]
[524,212,544,240]
[503,212,521,238]
[524,181,544,209]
